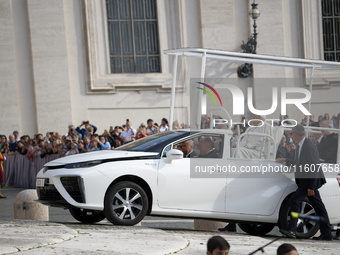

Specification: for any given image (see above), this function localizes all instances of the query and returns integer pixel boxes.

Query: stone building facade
[1,0,339,136]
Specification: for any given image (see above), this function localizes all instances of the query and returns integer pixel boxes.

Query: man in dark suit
[198,137,220,158]
[277,125,332,240]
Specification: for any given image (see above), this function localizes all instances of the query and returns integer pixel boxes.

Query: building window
[106,0,161,73]
[322,0,340,61]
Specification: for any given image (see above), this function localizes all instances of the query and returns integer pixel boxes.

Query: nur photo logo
[196,82,223,106]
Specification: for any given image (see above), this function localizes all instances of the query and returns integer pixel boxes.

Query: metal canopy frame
[164,47,340,130]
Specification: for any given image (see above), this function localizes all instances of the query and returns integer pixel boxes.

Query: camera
[84,121,89,124]
[70,128,74,132]
[126,119,129,122]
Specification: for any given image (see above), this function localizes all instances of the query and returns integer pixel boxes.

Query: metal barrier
[2,154,60,189]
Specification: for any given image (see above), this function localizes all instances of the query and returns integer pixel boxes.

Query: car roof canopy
[164,47,340,130]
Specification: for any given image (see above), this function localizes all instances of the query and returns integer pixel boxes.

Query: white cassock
[235,122,273,159]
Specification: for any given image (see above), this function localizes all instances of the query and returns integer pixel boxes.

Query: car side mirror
[166,149,183,163]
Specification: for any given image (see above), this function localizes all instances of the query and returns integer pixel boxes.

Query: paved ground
[0,188,339,254]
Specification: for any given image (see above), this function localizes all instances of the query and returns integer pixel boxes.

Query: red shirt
[137,133,150,139]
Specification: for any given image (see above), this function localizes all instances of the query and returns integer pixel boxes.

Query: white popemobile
[36,49,340,238]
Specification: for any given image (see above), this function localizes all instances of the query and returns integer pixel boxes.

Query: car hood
[44,150,159,167]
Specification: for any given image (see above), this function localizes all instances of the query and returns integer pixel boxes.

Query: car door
[225,158,293,216]
[157,134,227,212]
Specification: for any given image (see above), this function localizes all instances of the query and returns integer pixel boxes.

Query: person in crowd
[135,124,150,140]
[76,120,97,139]
[86,126,95,137]
[201,115,211,129]
[300,114,315,126]
[8,135,17,153]
[198,137,220,158]
[102,129,114,148]
[308,121,321,146]
[17,140,28,155]
[332,115,337,128]
[64,139,79,156]
[284,130,293,145]
[335,113,340,129]
[70,135,79,147]
[317,114,324,124]
[172,120,180,130]
[51,140,59,154]
[99,136,111,150]
[206,235,230,255]
[109,126,122,147]
[235,114,273,159]
[120,119,136,143]
[159,118,169,132]
[26,139,35,160]
[39,140,49,158]
[54,132,62,144]
[13,131,20,142]
[180,140,196,158]
[67,125,81,138]
[282,115,292,125]
[44,132,53,144]
[146,119,159,135]
[1,142,10,154]
[89,138,100,152]
[115,137,122,148]
[78,136,91,153]
[31,139,42,158]
[0,151,6,199]
[277,125,332,240]
[318,120,338,163]
[324,113,330,120]
[276,135,289,159]
[276,243,298,255]
[286,142,297,160]
[35,133,43,141]
[0,135,7,150]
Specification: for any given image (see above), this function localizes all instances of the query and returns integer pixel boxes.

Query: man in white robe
[235,115,273,159]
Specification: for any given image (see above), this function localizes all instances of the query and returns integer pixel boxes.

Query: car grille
[37,177,85,204]
[37,185,63,201]
[60,176,85,203]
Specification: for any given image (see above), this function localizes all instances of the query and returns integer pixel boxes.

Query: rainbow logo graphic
[196,82,223,106]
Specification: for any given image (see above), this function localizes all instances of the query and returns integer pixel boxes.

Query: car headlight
[64,160,103,169]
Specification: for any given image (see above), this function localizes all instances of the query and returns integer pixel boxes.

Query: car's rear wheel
[238,223,275,236]
[104,181,148,226]
[69,208,106,223]
[279,198,320,239]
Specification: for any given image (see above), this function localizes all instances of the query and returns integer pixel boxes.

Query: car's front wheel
[279,198,320,239]
[69,208,106,223]
[104,181,149,226]
[238,223,275,236]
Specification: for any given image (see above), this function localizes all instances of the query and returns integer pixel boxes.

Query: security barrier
[2,154,59,189]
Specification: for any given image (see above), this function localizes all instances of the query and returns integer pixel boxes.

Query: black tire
[278,197,320,239]
[69,208,106,223]
[104,181,148,226]
[238,223,275,236]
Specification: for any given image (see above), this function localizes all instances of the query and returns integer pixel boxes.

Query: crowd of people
[0,118,179,159]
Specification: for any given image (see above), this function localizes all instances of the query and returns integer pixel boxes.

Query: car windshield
[115,131,190,153]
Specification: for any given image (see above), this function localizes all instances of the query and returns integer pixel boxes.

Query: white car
[36,130,340,238]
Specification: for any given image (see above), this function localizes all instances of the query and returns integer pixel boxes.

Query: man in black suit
[198,137,220,158]
[277,125,332,240]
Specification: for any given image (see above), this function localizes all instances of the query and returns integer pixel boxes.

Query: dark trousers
[289,187,331,236]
